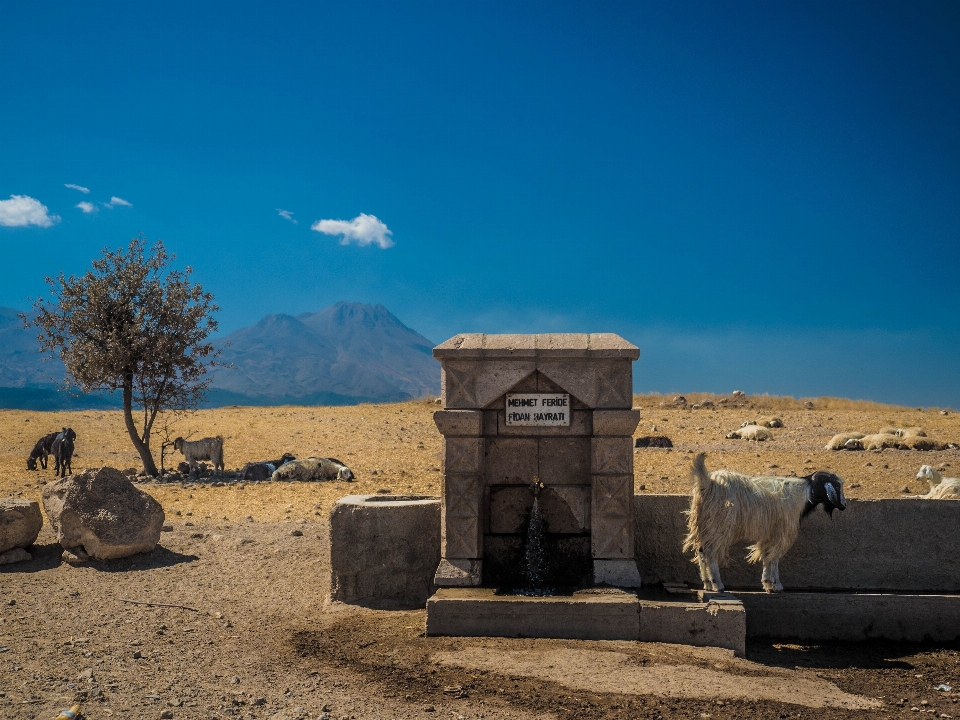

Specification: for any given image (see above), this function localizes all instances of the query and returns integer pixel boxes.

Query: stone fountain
[425,333,747,647]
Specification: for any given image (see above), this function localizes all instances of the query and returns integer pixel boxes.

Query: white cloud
[104,196,133,208]
[0,195,60,228]
[277,209,297,224]
[76,201,97,214]
[310,213,394,249]
[64,183,90,194]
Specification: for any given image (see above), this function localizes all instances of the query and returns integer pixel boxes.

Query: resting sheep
[240,453,296,481]
[26,431,59,470]
[174,436,225,475]
[825,432,865,450]
[843,433,904,451]
[917,465,960,499]
[726,425,773,441]
[271,457,354,482]
[742,416,784,429]
[51,428,77,478]
[683,452,846,593]
[634,436,673,448]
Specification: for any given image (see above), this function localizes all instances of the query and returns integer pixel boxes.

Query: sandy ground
[3,394,960,719]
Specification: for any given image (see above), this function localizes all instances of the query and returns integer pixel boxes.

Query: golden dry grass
[2,393,958,522]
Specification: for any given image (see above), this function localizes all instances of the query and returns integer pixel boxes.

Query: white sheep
[271,457,354,482]
[917,465,960,499]
[173,436,225,475]
[683,452,846,593]
[726,425,773,441]
[825,432,865,450]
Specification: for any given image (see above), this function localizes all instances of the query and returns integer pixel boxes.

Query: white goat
[683,453,847,593]
[917,465,960,499]
[173,436,225,474]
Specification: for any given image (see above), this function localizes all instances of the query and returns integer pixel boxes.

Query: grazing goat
[683,452,846,593]
[174,436,225,475]
[917,465,960,499]
[726,425,773,441]
[51,428,77,478]
[240,453,296,481]
[271,457,354,482]
[26,431,59,470]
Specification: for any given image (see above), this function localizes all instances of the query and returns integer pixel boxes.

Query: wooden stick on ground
[119,598,199,611]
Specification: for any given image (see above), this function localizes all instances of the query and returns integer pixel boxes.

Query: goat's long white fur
[684,453,812,593]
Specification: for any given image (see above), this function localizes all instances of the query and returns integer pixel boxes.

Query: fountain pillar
[432,333,642,588]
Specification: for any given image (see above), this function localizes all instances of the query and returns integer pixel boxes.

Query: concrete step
[736,591,960,642]
[426,587,746,655]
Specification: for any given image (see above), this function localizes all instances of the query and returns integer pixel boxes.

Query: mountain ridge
[0,302,440,409]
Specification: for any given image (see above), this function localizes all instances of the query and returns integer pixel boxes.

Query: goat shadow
[747,637,932,670]
[0,542,198,574]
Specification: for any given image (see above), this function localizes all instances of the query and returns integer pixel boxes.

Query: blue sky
[2,2,959,406]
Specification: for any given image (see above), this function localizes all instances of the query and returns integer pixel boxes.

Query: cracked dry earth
[4,517,960,720]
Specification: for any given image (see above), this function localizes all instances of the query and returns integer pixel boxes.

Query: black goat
[27,431,59,470]
[51,427,77,478]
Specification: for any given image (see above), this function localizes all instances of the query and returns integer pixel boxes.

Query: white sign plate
[505,393,571,426]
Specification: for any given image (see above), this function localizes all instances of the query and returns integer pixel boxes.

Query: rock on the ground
[0,547,32,565]
[42,466,165,561]
[0,498,43,553]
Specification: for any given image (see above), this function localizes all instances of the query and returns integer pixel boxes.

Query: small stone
[161,711,174,719]
[903,486,912,493]
[290,530,303,537]
[252,697,266,706]
[425,707,436,713]
[62,547,91,564]
[133,650,143,659]
[161,524,173,532]
[230,676,240,684]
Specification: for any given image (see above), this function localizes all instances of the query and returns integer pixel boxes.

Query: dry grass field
[2,393,958,519]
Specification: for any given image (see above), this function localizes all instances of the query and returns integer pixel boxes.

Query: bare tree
[26,236,222,476]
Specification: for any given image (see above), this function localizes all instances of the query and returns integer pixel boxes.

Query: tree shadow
[746,637,950,670]
[0,542,198,574]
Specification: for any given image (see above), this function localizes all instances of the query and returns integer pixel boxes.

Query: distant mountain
[0,306,119,409]
[208,302,439,405]
[0,302,439,409]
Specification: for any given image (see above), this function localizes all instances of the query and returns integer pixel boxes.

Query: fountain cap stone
[433,333,639,360]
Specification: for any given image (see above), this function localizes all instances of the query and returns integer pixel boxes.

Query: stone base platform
[425,587,746,655]
[737,591,960,642]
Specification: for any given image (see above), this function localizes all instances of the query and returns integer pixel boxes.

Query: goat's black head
[63,427,77,442]
[803,471,847,517]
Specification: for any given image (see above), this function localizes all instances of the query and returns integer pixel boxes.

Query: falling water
[518,477,552,595]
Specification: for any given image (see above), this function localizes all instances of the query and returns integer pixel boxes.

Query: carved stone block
[442,474,483,559]
[592,474,634,559]
[593,410,641,437]
[483,438,537,485]
[539,437,591,485]
[591,437,633,475]
[434,410,483,437]
[444,438,484,474]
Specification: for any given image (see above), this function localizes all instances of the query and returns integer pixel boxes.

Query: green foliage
[26,236,221,474]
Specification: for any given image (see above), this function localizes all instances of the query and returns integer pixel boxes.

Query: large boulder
[41,467,165,561]
[0,498,43,553]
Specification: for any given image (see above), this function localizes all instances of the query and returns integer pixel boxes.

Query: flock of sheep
[26,432,355,483]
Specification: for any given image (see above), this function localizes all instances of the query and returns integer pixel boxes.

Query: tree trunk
[123,377,158,476]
